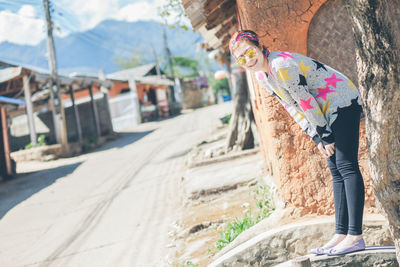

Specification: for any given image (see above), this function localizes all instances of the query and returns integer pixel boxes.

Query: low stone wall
[11,144,64,162]
[277,248,398,267]
[10,142,85,162]
[209,212,393,267]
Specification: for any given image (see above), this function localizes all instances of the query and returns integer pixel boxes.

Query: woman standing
[229,30,366,256]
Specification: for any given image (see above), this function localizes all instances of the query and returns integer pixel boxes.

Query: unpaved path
[0,103,232,267]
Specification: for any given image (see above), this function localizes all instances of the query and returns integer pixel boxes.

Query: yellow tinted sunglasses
[236,48,257,66]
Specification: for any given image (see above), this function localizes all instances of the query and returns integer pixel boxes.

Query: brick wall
[237,0,377,215]
[307,0,358,87]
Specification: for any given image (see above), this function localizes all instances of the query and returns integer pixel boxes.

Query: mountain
[0,20,206,75]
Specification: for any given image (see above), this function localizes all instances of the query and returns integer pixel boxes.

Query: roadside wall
[9,95,113,151]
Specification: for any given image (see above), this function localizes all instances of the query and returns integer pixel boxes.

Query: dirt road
[0,103,232,267]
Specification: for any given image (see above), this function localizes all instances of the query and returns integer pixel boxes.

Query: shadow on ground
[0,130,156,220]
[92,130,156,153]
[0,162,81,220]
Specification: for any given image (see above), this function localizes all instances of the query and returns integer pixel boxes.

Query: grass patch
[219,114,232,124]
[24,134,47,149]
[213,184,274,251]
[179,260,199,267]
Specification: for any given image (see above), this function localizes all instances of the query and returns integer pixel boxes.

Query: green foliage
[24,134,47,149]
[170,56,200,78]
[159,0,190,31]
[220,114,232,124]
[179,261,199,267]
[81,134,99,152]
[254,185,274,223]
[210,77,230,96]
[216,210,255,250]
[115,47,145,70]
[215,184,274,251]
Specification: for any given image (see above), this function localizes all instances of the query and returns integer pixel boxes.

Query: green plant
[37,134,46,146]
[254,185,274,223]
[81,134,99,152]
[159,0,190,30]
[216,210,255,250]
[210,77,230,96]
[179,260,199,267]
[214,184,274,250]
[115,47,145,70]
[220,114,232,124]
[24,134,47,149]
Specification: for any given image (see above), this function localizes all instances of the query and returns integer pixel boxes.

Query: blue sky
[0,0,183,45]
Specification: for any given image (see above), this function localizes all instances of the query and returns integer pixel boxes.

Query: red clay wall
[237,0,375,215]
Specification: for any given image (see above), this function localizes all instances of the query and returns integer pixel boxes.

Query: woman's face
[232,40,267,72]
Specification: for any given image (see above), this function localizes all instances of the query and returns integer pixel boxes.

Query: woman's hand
[318,142,335,158]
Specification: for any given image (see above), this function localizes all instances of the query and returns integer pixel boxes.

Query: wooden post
[88,83,101,137]
[100,91,114,135]
[48,79,59,143]
[128,78,142,125]
[98,70,114,134]
[225,52,233,96]
[57,83,69,152]
[43,0,68,152]
[69,85,82,142]
[0,106,13,178]
[291,256,311,267]
[150,44,161,77]
[23,75,37,145]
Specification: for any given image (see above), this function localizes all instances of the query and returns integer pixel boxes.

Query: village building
[0,60,187,178]
[0,60,116,177]
[107,64,182,127]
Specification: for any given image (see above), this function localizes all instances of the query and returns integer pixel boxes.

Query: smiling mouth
[248,60,257,68]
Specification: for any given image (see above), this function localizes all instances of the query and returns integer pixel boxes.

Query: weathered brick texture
[308,0,359,87]
[237,0,378,215]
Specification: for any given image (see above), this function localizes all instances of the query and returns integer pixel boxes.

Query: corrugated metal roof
[0,66,22,83]
[107,64,157,80]
[136,75,174,86]
[107,64,174,86]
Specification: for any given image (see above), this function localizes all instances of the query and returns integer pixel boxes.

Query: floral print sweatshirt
[255,51,362,145]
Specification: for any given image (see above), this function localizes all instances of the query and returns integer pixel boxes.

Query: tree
[115,47,146,70]
[346,0,400,262]
[170,56,200,78]
[225,69,255,151]
[210,77,230,96]
[159,0,190,30]
[115,54,143,70]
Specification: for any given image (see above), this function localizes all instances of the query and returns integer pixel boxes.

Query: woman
[229,30,366,256]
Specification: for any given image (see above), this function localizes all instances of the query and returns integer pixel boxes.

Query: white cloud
[18,5,36,18]
[0,5,45,45]
[61,0,120,30]
[116,2,162,22]
[0,0,188,45]
[60,0,176,30]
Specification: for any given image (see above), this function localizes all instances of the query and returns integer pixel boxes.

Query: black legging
[326,104,365,235]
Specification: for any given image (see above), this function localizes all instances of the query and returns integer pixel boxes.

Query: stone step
[208,214,393,267]
[275,246,398,267]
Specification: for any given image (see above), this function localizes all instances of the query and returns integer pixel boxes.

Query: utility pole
[162,28,174,77]
[150,44,161,77]
[43,0,69,152]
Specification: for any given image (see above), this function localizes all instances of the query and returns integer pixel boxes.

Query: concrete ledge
[11,144,64,162]
[208,215,393,267]
[184,153,263,200]
[276,246,398,267]
[188,148,260,168]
